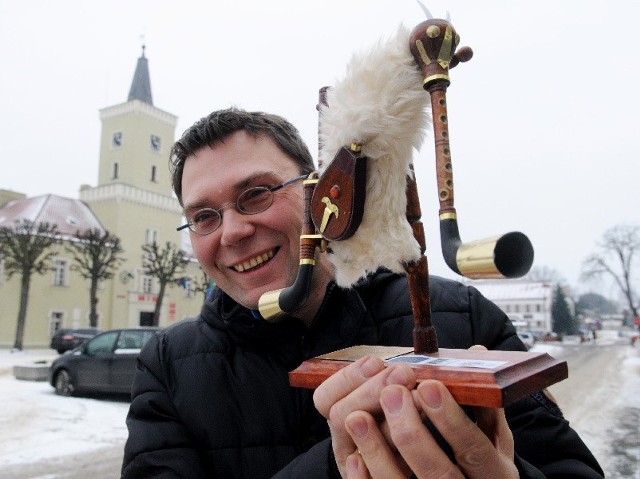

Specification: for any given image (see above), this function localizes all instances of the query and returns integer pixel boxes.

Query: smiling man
[121,108,603,478]
[177,127,331,321]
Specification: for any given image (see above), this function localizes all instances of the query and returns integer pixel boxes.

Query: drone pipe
[258,86,336,322]
[409,19,534,279]
[428,82,534,278]
[258,174,321,321]
[404,165,439,354]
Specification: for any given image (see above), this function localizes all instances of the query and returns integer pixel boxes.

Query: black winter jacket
[122,272,603,478]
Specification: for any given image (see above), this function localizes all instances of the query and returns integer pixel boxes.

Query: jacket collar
[201,281,369,359]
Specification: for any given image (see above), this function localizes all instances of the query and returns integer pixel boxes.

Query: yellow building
[0,49,203,348]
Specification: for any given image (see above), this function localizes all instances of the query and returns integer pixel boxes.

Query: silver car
[517,331,535,349]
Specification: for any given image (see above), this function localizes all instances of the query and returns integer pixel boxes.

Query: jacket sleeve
[121,333,209,478]
[271,438,341,479]
[507,392,604,478]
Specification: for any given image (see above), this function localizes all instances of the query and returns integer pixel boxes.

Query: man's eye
[193,211,216,224]
[245,188,269,200]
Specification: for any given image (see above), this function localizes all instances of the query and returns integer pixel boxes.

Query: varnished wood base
[289,346,567,407]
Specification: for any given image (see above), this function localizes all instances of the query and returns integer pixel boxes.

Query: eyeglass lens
[178,174,307,234]
[189,187,273,234]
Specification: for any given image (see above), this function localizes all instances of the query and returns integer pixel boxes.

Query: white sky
[1,0,638,294]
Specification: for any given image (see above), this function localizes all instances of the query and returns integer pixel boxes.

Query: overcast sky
[1,0,638,296]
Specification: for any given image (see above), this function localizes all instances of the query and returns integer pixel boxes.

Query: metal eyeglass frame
[176,174,307,235]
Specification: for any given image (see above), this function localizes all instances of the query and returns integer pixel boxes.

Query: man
[122,108,603,478]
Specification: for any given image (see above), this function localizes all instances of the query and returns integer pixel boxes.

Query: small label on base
[386,355,507,369]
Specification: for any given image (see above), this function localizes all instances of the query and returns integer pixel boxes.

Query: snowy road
[545,342,640,478]
[0,340,638,478]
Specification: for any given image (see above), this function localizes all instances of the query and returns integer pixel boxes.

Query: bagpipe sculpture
[258,14,565,407]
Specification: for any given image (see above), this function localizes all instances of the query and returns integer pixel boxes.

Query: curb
[13,362,51,381]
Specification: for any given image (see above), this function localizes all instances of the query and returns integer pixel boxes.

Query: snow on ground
[533,340,640,478]
[596,346,640,478]
[0,349,129,469]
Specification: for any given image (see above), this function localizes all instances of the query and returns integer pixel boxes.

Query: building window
[151,165,157,182]
[514,305,520,313]
[525,304,531,313]
[53,259,69,287]
[49,311,64,338]
[536,304,541,312]
[145,229,158,245]
[142,275,154,294]
[504,304,511,313]
[112,162,119,179]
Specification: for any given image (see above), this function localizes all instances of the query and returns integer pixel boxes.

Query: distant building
[0,48,203,348]
[470,280,555,333]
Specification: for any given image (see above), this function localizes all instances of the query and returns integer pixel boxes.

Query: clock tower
[95,46,176,195]
[79,47,198,329]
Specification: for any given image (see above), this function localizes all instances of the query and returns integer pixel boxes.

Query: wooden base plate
[289,345,567,407]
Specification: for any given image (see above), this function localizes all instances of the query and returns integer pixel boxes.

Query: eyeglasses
[177,174,307,235]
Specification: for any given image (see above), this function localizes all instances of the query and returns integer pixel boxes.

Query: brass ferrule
[455,236,503,279]
[423,73,450,86]
[258,288,286,322]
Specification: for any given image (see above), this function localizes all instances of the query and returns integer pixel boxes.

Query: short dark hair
[169,108,315,205]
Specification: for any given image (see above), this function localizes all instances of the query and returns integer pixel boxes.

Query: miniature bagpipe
[258,14,565,407]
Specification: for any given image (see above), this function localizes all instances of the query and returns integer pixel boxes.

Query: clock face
[112,132,122,147]
[150,134,161,151]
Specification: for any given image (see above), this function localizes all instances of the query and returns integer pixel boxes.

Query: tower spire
[127,44,153,105]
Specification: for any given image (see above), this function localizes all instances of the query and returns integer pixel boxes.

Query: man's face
[181,130,304,310]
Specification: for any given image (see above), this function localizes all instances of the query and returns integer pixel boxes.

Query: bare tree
[65,228,125,327]
[0,220,59,350]
[142,241,189,326]
[576,292,618,316]
[525,265,566,285]
[188,267,215,303]
[581,224,639,318]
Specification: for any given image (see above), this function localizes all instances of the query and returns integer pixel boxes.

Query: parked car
[49,327,158,397]
[517,331,535,349]
[50,328,101,354]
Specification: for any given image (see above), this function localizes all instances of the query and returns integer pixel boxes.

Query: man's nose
[218,208,254,246]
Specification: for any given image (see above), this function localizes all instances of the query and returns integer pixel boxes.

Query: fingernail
[419,382,442,409]
[359,356,381,378]
[381,387,404,414]
[385,365,411,386]
[347,416,369,439]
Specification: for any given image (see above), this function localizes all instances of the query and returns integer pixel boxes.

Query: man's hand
[313,354,519,479]
[313,355,416,477]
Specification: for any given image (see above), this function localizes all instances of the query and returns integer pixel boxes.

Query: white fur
[319,25,431,287]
